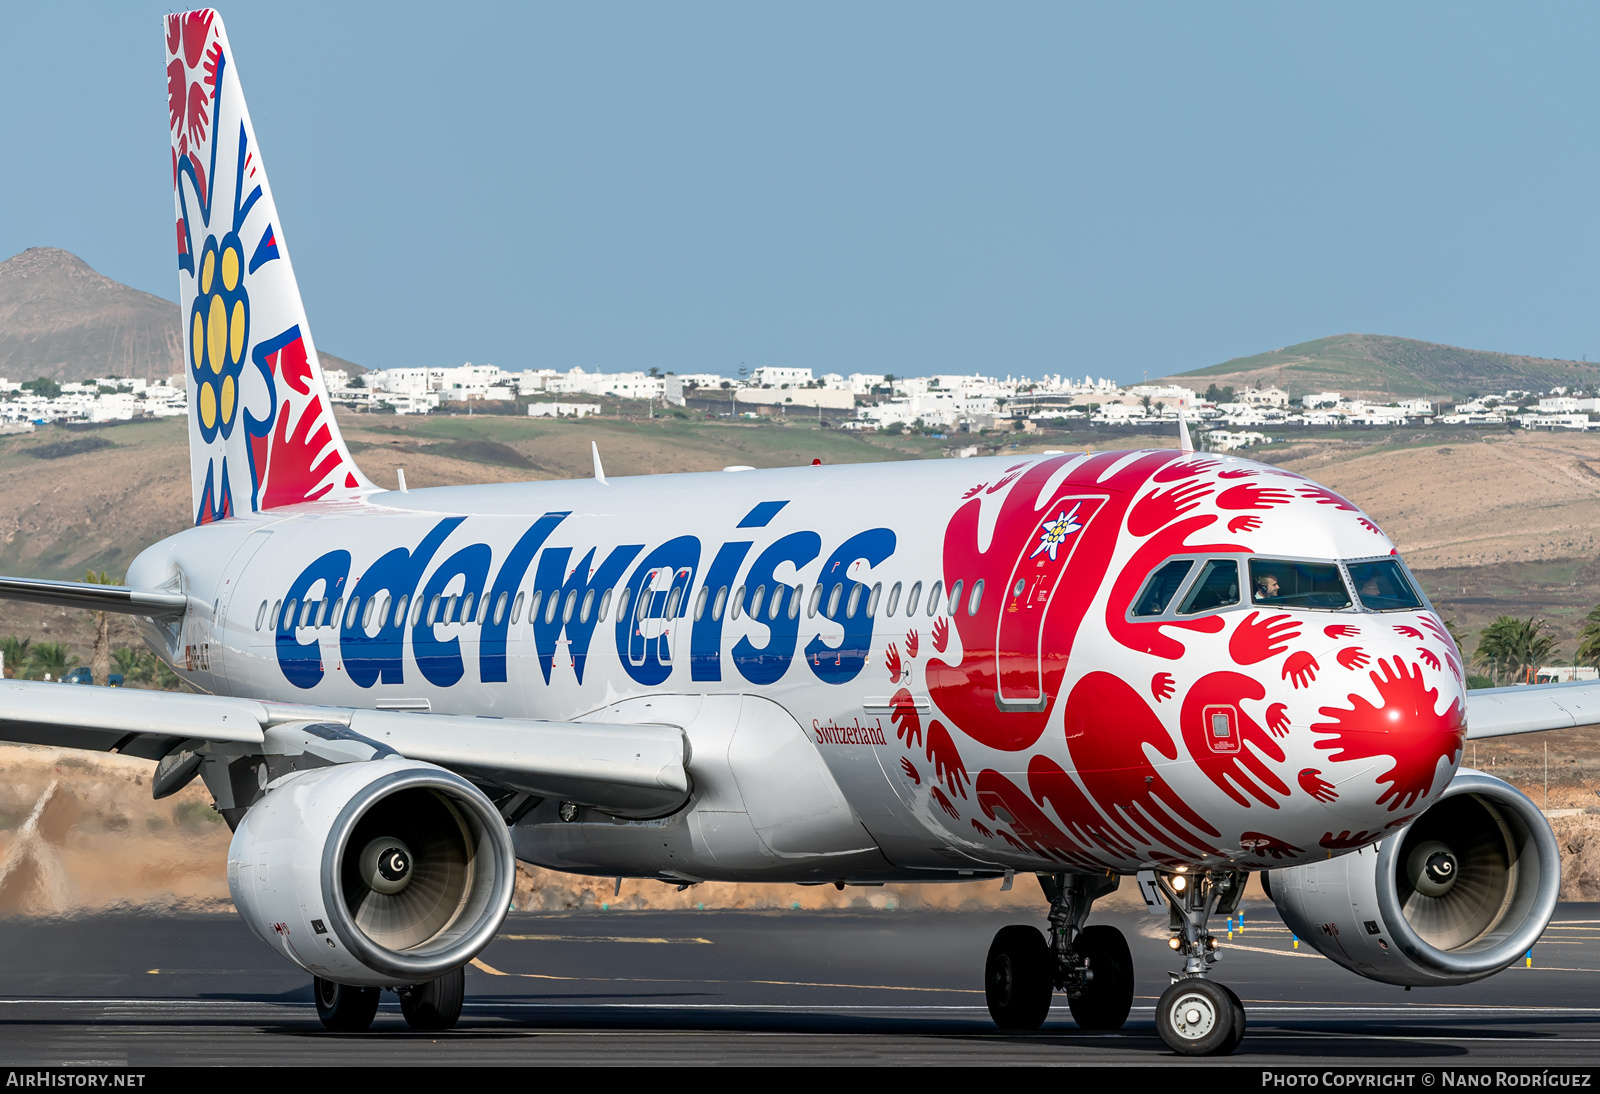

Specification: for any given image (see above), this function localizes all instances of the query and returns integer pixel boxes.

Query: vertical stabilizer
[167,9,373,524]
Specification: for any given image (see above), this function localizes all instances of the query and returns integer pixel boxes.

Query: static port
[558,801,579,823]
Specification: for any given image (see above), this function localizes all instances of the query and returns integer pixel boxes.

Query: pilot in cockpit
[1253,572,1281,603]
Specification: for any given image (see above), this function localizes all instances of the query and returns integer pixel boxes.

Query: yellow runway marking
[470,958,508,976]
[500,935,713,945]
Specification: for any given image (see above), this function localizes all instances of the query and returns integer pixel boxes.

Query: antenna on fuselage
[1177,397,1194,453]
[592,441,608,486]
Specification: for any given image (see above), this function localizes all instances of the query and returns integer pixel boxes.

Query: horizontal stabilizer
[0,575,188,619]
[0,680,688,816]
[1465,680,1600,739]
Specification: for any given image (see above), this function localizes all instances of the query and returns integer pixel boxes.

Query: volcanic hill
[0,247,362,384]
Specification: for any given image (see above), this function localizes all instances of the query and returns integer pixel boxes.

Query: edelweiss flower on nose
[1029,503,1083,561]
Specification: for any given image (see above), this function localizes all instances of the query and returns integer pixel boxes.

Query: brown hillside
[0,248,363,384]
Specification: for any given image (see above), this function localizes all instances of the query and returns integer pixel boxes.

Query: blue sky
[4,3,1599,381]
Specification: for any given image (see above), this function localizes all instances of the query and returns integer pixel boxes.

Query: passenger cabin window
[885,582,902,617]
[1346,559,1424,612]
[1133,560,1194,617]
[1177,560,1240,615]
[905,581,922,617]
[926,581,943,616]
[1248,559,1352,610]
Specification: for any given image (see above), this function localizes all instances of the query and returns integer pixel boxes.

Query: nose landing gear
[1153,868,1248,1056]
[983,873,1133,1032]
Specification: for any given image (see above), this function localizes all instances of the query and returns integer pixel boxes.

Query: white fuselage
[127,450,1468,885]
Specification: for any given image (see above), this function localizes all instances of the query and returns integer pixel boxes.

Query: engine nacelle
[1264,770,1559,987]
[228,757,515,987]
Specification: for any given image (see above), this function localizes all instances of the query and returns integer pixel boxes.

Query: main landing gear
[1152,868,1248,1056]
[313,966,466,1032]
[985,873,1134,1033]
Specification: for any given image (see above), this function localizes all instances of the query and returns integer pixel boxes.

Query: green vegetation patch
[24,436,114,460]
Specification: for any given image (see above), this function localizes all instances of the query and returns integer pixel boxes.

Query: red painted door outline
[995,495,1105,709]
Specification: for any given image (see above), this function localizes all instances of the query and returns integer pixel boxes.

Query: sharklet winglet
[592,442,608,486]
[1177,397,1195,453]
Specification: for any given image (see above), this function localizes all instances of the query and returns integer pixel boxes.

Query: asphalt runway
[3,899,1600,1066]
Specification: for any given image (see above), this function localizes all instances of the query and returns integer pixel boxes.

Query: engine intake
[229,757,514,987]
[1264,770,1559,987]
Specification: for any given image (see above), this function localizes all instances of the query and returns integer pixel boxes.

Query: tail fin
[167,9,372,525]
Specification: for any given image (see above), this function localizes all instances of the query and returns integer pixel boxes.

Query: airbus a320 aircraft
[0,8,1591,1055]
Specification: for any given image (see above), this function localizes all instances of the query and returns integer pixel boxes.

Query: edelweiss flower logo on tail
[168,9,371,524]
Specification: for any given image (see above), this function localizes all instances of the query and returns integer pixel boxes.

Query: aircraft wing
[0,574,188,618]
[1466,681,1600,740]
[0,679,688,816]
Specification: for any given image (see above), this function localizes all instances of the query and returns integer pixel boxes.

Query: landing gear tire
[1155,978,1240,1056]
[985,925,1053,1030]
[313,976,380,1032]
[1067,924,1134,1031]
[399,965,466,1031]
[1219,983,1247,1055]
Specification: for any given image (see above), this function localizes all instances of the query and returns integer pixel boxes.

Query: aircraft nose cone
[1309,644,1466,815]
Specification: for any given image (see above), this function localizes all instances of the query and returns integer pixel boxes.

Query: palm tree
[1578,606,1600,666]
[26,641,71,682]
[112,647,150,684]
[84,569,114,685]
[1475,615,1557,685]
[1,636,30,678]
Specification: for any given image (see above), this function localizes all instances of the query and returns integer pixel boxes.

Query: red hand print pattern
[1321,829,1383,850]
[1217,483,1295,510]
[1311,656,1464,811]
[1229,612,1301,665]
[931,787,960,820]
[1151,672,1175,702]
[1178,671,1289,809]
[1152,457,1220,482]
[1266,703,1290,736]
[930,617,949,654]
[889,689,922,750]
[925,721,970,799]
[1227,515,1262,534]
[1027,754,1136,860]
[1063,671,1222,857]
[905,629,920,659]
[899,757,920,785]
[974,768,1111,869]
[1297,485,1359,510]
[1297,768,1338,803]
[1127,481,1212,537]
[1325,624,1360,639]
[1337,647,1370,671]
[885,644,903,684]
[1283,652,1319,689]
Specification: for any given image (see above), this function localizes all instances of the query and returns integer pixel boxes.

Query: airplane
[0,7,1588,1054]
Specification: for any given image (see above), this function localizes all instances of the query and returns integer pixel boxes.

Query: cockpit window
[1177,559,1240,615]
[1248,559,1351,610]
[1133,560,1195,617]
[1346,559,1424,611]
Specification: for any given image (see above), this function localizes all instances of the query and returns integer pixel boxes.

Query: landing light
[1172,875,1187,892]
